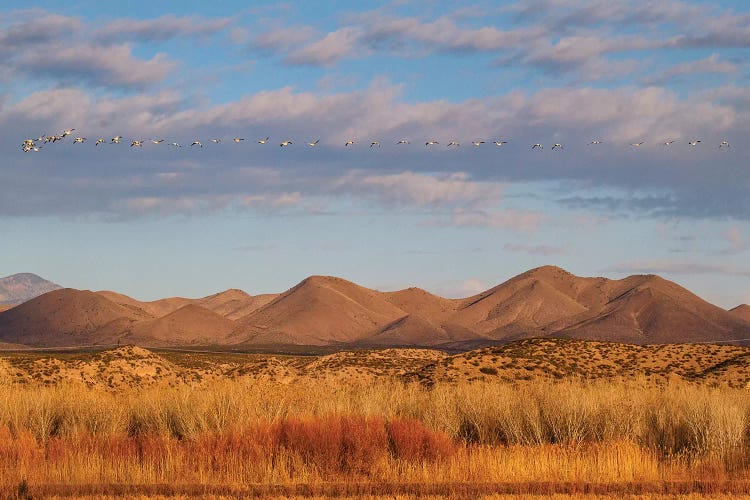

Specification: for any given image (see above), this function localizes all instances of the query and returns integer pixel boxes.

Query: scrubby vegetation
[3,378,750,496]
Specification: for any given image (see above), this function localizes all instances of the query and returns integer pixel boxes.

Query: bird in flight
[493,140,508,147]
[151,139,164,145]
[191,140,202,148]
[630,142,645,147]
[233,137,244,143]
[210,139,221,144]
[532,143,543,149]
[551,143,563,150]
[170,142,182,147]
[280,140,292,147]
[370,141,380,148]
[471,140,485,147]
[663,140,675,146]
[258,137,269,144]
[719,140,730,148]
[73,137,86,144]
[688,140,701,146]
[130,140,143,147]
[447,140,460,147]
[111,136,123,144]
[345,140,355,147]
[61,129,75,138]
[589,140,602,145]
[425,140,439,146]
[396,139,409,145]
[95,139,105,146]
[307,139,319,147]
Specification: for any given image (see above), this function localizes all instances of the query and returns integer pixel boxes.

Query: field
[4,340,750,497]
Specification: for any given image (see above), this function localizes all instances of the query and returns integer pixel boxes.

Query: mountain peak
[0,273,62,306]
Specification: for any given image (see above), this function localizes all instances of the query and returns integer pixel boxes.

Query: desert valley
[4,269,750,497]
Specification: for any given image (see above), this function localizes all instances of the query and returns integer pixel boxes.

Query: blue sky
[2,0,750,307]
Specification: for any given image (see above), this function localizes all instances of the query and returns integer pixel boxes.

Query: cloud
[285,27,363,66]
[504,243,566,255]
[339,171,504,208]
[645,53,738,85]
[723,226,748,254]
[94,15,232,43]
[17,44,175,89]
[427,208,544,232]
[604,260,750,277]
[253,26,318,52]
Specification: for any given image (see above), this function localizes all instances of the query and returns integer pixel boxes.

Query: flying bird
[551,143,563,150]
[95,139,105,146]
[258,137,269,144]
[170,142,182,147]
[370,141,380,148]
[396,139,410,145]
[425,140,439,146]
[151,139,165,145]
[345,140,355,147]
[471,140,485,146]
[532,143,543,149]
[72,137,86,144]
[307,139,319,147]
[447,140,460,147]
[210,139,221,144]
[130,140,143,148]
[663,140,675,146]
[493,140,507,147]
[280,140,292,147]
[719,140,730,148]
[589,140,602,145]
[630,142,645,147]
[191,140,202,148]
[233,137,244,143]
[111,136,123,144]
[688,140,701,146]
[61,129,75,138]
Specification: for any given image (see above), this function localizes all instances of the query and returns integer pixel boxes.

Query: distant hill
[0,273,61,305]
[2,267,750,348]
[730,305,750,323]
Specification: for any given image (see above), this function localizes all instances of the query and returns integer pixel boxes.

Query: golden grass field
[5,339,750,498]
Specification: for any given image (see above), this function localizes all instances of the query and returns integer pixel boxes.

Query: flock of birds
[20,129,733,153]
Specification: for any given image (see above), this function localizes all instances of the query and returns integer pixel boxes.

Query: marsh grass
[3,379,750,495]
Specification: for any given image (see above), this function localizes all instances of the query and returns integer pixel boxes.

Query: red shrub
[386,418,456,462]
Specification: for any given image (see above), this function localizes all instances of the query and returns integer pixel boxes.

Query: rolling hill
[1,266,749,348]
[730,304,750,322]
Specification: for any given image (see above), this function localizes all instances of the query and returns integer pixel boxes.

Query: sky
[2,0,750,307]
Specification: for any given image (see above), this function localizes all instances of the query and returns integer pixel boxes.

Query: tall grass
[2,379,750,495]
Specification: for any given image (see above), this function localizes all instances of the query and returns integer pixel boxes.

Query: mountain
[730,305,750,323]
[127,304,237,346]
[0,289,149,346]
[2,267,749,348]
[0,273,62,305]
[233,276,408,345]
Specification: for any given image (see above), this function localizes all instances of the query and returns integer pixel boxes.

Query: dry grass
[3,378,750,496]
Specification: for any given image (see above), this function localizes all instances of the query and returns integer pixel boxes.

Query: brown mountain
[127,304,237,346]
[97,291,193,318]
[234,276,408,345]
[0,289,149,346]
[2,267,749,348]
[730,305,750,323]
[197,289,278,320]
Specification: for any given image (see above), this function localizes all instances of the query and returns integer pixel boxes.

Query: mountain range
[0,273,61,306]
[0,266,749,349]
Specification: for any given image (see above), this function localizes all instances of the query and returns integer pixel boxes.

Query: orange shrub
[386,418,456,462]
